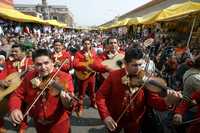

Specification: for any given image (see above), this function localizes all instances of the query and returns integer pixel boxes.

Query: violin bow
[23,57,69,119]
[116,52,153,123]
[186,16,196,62]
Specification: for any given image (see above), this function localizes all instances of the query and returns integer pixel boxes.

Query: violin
[123,70,196,105]
[31,74,79,102]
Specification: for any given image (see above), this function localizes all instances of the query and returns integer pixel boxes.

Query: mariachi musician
[73,37,110,117]
[52,39,71,73]
[8,49,75,133]
[0,50,7,79]
[96,47,182,133]
[99,36,124,61]
[97,36,125,86]
[0,50,7,133]
[173,55,200,133]
[0,44,33,133]
[5,44,33,75]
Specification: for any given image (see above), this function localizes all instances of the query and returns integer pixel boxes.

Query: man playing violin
[73,37,110,117]
[8,49,75,133]
[96,47,182,133]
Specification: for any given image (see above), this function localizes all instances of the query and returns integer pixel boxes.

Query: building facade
[14,3,74,27]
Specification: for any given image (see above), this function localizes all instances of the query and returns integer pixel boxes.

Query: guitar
[75,68,95,80]
[75,52,95,80]
[101,54,124,79]
[0,72,23,102]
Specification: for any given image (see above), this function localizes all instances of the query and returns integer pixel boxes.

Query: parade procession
[0,0,200,133]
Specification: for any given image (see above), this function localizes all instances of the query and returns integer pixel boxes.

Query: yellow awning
[155,1,200,22]
[0,7,44,23]
[44,20,67,28]
[109,18,131,28]
[127,17,140,26]
[0,6,67,27]
[138,11,162,24]
[126,1,200,26]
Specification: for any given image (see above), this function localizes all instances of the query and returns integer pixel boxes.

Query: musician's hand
[164,90,182,105]
[60,90,72,101]
[10,109,23,125]
[0,80,11,89]
[60,90,72,109]
[173,114,183,125]
[104,116,117,131]
[104,65,112,72]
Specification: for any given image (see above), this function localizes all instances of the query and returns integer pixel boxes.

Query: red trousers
[108,123,139,133]
[77,74,96,106]
[187,122,200,133]
[0,118,3,128]
[0,98,7,129]
[19,103,29,130]
[19,118,28,130]
[35,119,70,133]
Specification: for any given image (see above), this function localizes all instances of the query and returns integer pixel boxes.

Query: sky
[13,0,150,26]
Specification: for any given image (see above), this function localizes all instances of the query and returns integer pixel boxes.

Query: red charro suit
[97,51,125,88]
[0,69,6,80]
[98,51,125,62]
[0,67,7,129]
[98,51,110,61]
[0,57,32,131]
[96,68,168,133]
[5,57,33,75]
[175,91,200,133]
[8,69,74,133]
[74,50,107,107]
[52,50,71,73]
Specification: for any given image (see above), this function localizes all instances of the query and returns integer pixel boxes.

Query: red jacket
[98,51,109,61]
[5,57,33,76]
[0,69,7,80]
[175,91,200,120]
[8,69,74,125]
[73,50,107,73]
[52,50,71,73]
[96,68,167,129]
[98,51,125,62]
[175,91,200,133]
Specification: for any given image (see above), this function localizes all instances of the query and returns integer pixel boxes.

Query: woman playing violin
[8,49,74,133]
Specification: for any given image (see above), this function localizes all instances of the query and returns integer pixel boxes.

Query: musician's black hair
[11,44,25,52]
[0,50,6,58]
[104,36,118,46]
[53,39,63,44]
[82,37,91,44]
[124,47,143,63]
[32,49,52,61]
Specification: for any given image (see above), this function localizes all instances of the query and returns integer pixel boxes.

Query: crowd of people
[0,24,199,133]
